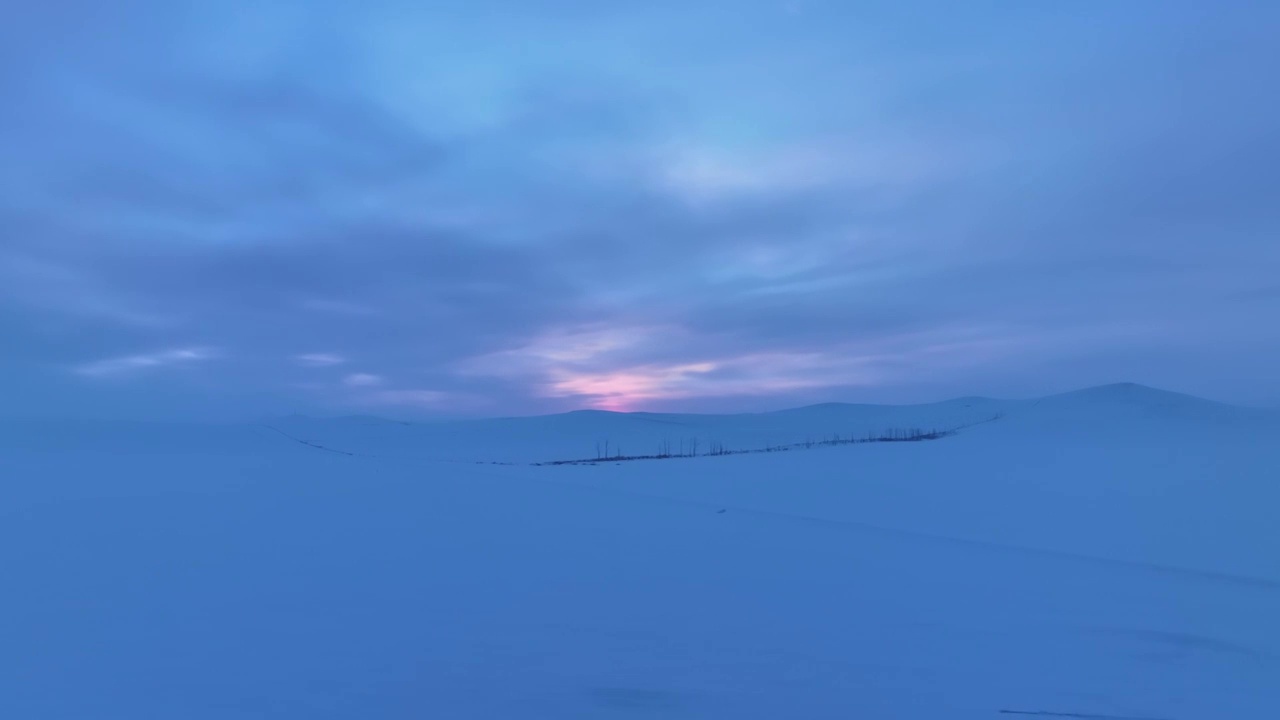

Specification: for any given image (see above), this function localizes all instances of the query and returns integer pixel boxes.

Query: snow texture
[1,383,1276,718]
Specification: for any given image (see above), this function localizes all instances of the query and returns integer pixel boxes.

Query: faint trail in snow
[724,504,1280,591]
[1088,626,1270,664]
[259,425,358,457]
[451,463,1279,592]
[999,711,1172,720]
[587,687,685,711]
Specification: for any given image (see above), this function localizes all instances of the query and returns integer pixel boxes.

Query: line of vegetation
[534,426,961,467]
[260,425,357,456]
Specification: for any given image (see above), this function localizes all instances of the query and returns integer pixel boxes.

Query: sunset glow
[548,363,719,410]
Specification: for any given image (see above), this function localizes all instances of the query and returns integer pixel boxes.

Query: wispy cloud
[460,320,1069,410]
[342,372,383,387]
[460,322,861,410]
[543,353,874,411]
[546,362,719,410]
[465,324,662,371]
[295,353,347,368]
[295,298,378,316]
[74,348,217,378]
[0,253,175,328]
[653,137,964,207]
[362,389,448,406]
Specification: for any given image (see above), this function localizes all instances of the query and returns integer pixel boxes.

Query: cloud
[653,137,961,207]
[295,298,378,316]
[522,348,877,411]
[74,347,217,378]
[0,2,1277,417]
[0,252,175,328]
[296,353,346,367]
[362,389,448,407]
[464,324,663,371]
[342,372,383,387]
[459,320,1053,410]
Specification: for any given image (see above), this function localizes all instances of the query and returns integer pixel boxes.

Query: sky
[2,0,1278,419]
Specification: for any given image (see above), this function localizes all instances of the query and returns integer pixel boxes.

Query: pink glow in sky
[443,320,1071,411]
[549,362,719,411]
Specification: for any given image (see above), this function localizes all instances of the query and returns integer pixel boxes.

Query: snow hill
[2,383,1277,718]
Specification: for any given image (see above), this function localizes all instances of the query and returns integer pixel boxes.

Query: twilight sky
[2,1,1278,419]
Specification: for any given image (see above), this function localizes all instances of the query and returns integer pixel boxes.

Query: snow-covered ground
[2,383,1276,718]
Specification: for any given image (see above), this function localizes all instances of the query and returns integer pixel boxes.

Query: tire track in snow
[454,462,1279,592]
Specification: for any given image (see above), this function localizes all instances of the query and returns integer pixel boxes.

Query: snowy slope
[274,396,1013,464]
[1,384,1276,718]
[553,383,1280,580]
[0,396,1013,463]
